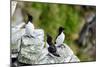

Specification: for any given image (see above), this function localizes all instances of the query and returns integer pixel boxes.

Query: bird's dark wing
[52,52,60,57]
[48,46,60,57]
[48,46,56,53]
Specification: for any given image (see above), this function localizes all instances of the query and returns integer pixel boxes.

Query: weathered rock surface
[11,25,79,64]
[13,29,80,64]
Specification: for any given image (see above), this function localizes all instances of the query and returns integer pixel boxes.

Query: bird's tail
[53,52,60,57]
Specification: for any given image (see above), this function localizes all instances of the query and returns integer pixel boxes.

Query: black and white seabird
[25,14,35,38]
[55,27,65,46]
[47,34,60,57]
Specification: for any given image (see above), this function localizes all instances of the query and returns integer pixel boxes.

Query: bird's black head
[47,34,52,41]
[59,27,64,33]
[47,34,53,45]
[27,14,33,23]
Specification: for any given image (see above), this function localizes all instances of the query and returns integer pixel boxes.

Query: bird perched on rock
[25,14,35,38]
[47,34,60,57]
[55,27,65,46]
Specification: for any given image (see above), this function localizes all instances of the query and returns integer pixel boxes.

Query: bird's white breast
[56,32,65,45]
[25,21,34,36]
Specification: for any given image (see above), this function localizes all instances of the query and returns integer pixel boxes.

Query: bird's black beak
[59,26,64,29]
[61,27,65,31]
[62,28,65,30]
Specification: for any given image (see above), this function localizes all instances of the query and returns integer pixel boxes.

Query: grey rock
[11,28,79,64]
[17,32,79,64]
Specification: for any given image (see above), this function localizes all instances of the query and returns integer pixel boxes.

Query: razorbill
[25,14,35,38]
[47,34,60,57]
[55,27,65,46]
